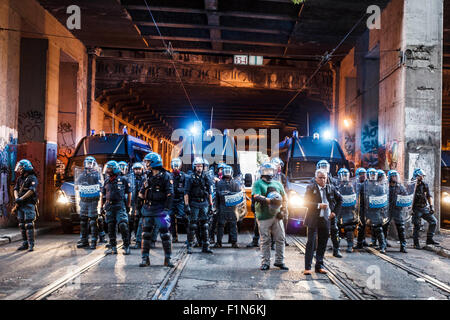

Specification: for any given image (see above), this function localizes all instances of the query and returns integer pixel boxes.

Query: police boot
[26,224,35,252]
[377,230,387,254]
[271,241,275,250]
[202,246,213,254]
[90,240,97,250]
[77,240,89,248]
[105,246,118,255]
[231,242,239,249]
[213,242,222,248]
[172,236,178,243]
[333,248,343,258]
[17,241,29,251]
[139,256,150,267]
[123,246,131,255]
[27,241,34,252]
[99,233,107,243]
[426,238,440,246]
[150,241,156,249]
[187,244,193,254]
[413,239,421,250]
[346,240,353,253]
[209,235,215,245]
[164,257,174,268]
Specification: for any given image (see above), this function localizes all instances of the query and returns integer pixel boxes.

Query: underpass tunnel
[0,0,446,230]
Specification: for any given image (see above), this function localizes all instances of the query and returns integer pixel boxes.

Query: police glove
[185,205,191,216]
[126,206,131,214]
[429,205,435,214]
[15,198,24,205]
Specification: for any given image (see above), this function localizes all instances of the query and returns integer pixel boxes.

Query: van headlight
[56,190,69,205]
[443,192,450,204]
[289,193,304,208]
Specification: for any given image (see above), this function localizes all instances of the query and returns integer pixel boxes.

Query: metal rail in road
[364,247,450,295]
[151,246,190,300]
[289,236,367,300]
[24,244,124,300]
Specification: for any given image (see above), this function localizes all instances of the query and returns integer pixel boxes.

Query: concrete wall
[0,0,88,226]
[336,0,444,230]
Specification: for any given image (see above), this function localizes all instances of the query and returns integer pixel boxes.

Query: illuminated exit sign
[233,55,263,66]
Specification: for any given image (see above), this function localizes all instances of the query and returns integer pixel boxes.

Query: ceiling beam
[283,2,305,56]
[134,22,290,35]
[205,0,222,51]
[145,35,289,47]
[124,6,297,21]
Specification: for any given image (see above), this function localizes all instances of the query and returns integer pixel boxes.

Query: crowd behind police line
[11,155,440,272]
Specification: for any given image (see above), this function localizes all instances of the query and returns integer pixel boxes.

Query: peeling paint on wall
[0,126,18,219]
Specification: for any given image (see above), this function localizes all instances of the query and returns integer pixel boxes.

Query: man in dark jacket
[303,169,343,275]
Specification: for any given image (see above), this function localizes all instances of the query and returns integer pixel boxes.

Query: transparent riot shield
[124,173,135,206]
[337,180,359,227]
[74,166,103,216]
[365,180,389,227]
[389,179,415,224]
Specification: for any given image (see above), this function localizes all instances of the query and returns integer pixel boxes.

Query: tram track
[363,246,450,295]
[288,236,368,300]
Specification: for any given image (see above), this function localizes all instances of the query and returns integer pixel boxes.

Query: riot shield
[124,173,135,206]
[222,188,246,221]
[365,180,389,227]
[337,180,359,227]
[74,166,103,216]
[389,179,415,224]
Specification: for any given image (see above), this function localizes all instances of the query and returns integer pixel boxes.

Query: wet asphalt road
[0,229,449,300]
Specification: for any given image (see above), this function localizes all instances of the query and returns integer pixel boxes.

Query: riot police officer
[271,157,287,187]
[316,160,341,257]
[336,168,358,253]
[387,170,409,253]
[412,168,439,249]
[75,156,103,249]
[365,168,388,253]
[131,162,145,249]
[13,160,38,252]
[371,169,390,247]
[355,167,369,249]
[118,161,129,175]
[214,165,241,248]
[170,158,186,243]
[209,163,226,245]
[101,161,132,255]
[184,157,214,254]
[139,152,174,267]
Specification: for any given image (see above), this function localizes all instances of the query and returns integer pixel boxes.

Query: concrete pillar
[87,47,102,136]
[402,0,443,228]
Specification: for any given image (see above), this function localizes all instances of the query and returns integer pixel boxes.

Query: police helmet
[267,191,282,212]
[260,162,276,177]
[316,160,330,172]
[355,168,367,176]
[192,157,204,170]
[84,156,97,169]
[203,158,210,170]
[132,162,144,170]
[104,161,120,175]
[387,170,399,181]
[338,168,350,181]
[144,152,163,169]
[14,159,33,173]
[223,165,233,177]
[271,157,284,169]
[118,161,129,174]
[217,163,227,170]
[171,158,182,170]
[367,168,378,181]
[412,168,425,179]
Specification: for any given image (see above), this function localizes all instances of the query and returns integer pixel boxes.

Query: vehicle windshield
[65,154,128,179]
[74,135,127,156]
[288,159,345,180]
[292,138,345,160]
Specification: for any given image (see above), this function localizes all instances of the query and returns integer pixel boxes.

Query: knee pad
[25,222,34,230]
[19,222,26,230]
[143,232,152,240]
[190,223,198,231]
[89,218,98,227]
[160,232,171,241]
[118,222,128,233]
[202,222,209,230]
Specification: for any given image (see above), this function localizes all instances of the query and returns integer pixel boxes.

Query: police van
[441,150,450,227]
[279,131,349,233]
[55,132,152,233]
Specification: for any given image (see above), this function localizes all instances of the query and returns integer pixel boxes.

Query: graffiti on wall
[18,110,44,142]
[57,121,76,168]
[0,126,18,219]
[361,120,378,167]
[344,132,355,158]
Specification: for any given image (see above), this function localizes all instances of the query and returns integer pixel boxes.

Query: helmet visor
[223,167,233,177]
[171,159,182,170]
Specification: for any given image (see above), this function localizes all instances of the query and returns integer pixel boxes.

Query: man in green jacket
[252,162,288,271]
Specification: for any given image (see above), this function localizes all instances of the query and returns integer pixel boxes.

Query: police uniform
[102,175,131,248]
[388,182,408,251]
[215,177,241,246]
[131,172,145,246]
[76,169,102,247]
[14,172,38,249]
[412,180,437,245]
[140,170,173,263]
[185,172,213,251]
[170,170,186,241]
[356,181,367,248]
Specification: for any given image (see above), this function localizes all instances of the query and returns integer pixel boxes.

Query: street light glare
[190,126,199,135]
[344,119,351,128]
[323,130,333,140]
